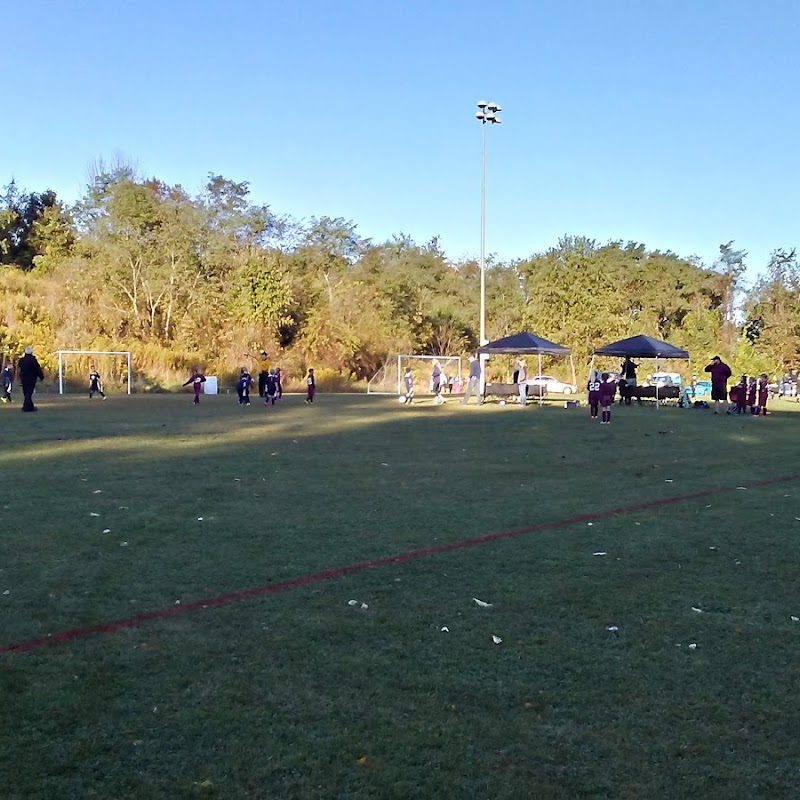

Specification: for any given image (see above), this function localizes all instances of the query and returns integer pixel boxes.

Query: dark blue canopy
[594,335,689,359]
[478,331,571,356]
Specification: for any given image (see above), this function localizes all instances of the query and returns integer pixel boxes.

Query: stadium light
[475,100,502,345]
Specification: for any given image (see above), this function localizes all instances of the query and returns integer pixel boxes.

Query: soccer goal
[367,355,463,395]
[57,350,132,395]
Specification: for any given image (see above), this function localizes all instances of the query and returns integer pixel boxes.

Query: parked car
[525,375,577,394]
[692,379,712,399]
[650,372,683,389]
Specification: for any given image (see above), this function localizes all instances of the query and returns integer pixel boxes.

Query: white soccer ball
[499,400,506,406]
[398,395,407,404]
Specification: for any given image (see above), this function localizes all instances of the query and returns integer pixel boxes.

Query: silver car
[525,375,578,395]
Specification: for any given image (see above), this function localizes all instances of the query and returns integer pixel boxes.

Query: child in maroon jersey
[747,376,757,415]
[587,369,601,420]
[757,373,769,415]
[182,367,206,405]
[735,375,748,414]
[598,372,616,424]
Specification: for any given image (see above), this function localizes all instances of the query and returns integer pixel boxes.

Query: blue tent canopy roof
[593,334,689,359]
[477,331,571,356]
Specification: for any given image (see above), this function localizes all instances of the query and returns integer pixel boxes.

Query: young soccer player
[747,376,758,416]
[587,369,601,420]
[264,368,279,406]
[182,367,206,405]
[403,367,414,404]
[735,375,748,414]
[757,373,769,416]
[305,368,316,403]
[89,365,106,399]
[1,364,12,403]
[275,367,283,399]
[598,372,616,424]
[236,368,253,405]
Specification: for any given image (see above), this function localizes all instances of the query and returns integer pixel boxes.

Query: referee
[257,351,270,397]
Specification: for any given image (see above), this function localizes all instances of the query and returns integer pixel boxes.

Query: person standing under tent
[2,363,13,403]
[257,351,270,397]
[704,355,732,414]
[182,367,206,405]
[587,369,601,420]
[512,358,522,384]
[19,346,45,413]
[517,360,528,406]
[598,372,616,425]
[236,368,253,405]
[88,365,106,399]
[305,368,316,403]
[461,355,482,405]
[619,357,640,405]
[264,369,279,406]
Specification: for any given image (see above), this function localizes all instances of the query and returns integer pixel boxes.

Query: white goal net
[57,350,132,395]
[367,355,462,395]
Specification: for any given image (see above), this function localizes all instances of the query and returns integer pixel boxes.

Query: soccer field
[2,393,799,799]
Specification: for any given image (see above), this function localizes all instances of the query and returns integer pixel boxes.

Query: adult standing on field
[19,346,45,413]
[257,351,270,397]
[704,355,732,414]
[461,355,482,405]
[431,360,442,398]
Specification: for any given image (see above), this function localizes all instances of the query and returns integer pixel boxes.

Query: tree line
[1,168,798,388]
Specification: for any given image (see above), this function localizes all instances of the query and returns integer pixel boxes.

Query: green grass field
[2,391,799,799]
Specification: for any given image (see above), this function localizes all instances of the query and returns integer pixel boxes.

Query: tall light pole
[475,101,501,345]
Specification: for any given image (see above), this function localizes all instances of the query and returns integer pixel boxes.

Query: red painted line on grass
[3,472,800,655]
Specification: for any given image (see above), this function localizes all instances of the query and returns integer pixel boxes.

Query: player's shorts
[711,386,727,401]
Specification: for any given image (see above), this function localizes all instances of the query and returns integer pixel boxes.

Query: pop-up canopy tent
[478,331,576,404]
[591,334,690,405]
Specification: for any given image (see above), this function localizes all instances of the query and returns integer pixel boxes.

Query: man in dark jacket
[18,346,45,412]
[704,355,732,415]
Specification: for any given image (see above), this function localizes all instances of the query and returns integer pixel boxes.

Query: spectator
[704,355,732,414]
[517,361,527,407]
[461,355,482,405]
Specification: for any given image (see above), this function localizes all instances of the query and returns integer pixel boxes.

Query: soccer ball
[499,400,506,406]
[398,395,407,404]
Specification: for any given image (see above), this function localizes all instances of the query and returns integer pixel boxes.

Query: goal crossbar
[57,350,132,395]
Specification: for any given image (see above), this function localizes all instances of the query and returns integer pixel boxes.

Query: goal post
[57,350,132,395]
[367,354,462,395]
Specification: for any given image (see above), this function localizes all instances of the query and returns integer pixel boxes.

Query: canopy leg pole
[588,354,595,405]
[655,356,660,408]
[538,352,542,407]
[570,354,577,399]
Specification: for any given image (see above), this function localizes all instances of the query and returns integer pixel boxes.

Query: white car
[525,375,577,395]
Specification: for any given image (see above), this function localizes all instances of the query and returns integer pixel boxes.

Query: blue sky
[7,0,799,280]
